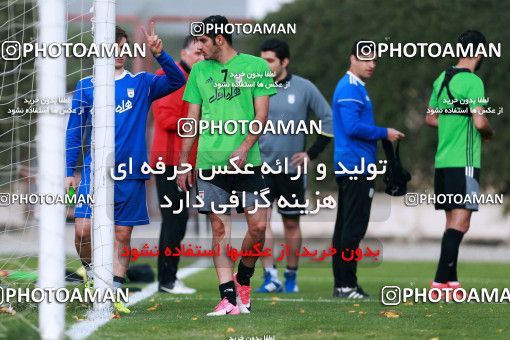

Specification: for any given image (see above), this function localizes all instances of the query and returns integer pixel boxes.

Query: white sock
[285,267,297,275]
[113,280,123,290]
[265,267,278,280]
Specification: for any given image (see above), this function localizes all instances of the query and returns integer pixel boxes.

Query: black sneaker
[159,280,197,294]
[355,285,369,298]
[333,285,370,299]
[159,281,175,293]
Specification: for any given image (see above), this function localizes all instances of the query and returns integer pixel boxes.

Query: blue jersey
[332,71,387,175]
[66,50,185,180]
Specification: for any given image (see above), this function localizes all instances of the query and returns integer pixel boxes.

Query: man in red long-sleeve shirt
[150,35,202,294]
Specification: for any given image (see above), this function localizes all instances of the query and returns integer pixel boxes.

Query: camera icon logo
[190,22,205,37]
[0,193,10,206]
[1,41,22,61]
[356,40,377,61]
[404,193,419,207]
[178,118,197,137]
[381,286,401,306]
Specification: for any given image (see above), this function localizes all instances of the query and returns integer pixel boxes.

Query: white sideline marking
[66,259,209,340]
[159,296,378,304]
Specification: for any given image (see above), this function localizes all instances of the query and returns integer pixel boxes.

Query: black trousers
[332,176,374,288]
[155,167,189,284]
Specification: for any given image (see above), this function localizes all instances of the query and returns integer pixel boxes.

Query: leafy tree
[246,0,509,203]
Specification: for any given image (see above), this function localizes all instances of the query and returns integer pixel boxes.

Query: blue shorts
[74,169,149,226]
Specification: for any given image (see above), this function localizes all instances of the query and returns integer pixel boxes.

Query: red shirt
[150,62,198,167]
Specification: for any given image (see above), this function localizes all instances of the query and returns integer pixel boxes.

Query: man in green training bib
[177,15,276,316]
[425,30,495,298]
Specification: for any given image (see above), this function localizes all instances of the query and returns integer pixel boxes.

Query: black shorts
[265,173,306,216]
[195,166,268,215]
[434,167,480,211]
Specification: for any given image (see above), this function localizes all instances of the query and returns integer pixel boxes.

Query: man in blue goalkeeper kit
[65,24,185,313]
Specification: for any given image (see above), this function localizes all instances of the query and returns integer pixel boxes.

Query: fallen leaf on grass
[496,329,503,333]
[147,303,162,311]
[404,301,414,306]
[227,327,235,333]
[72,315,84,321]
[299,309,305,314]
[348,310,356,313]
[425,314,433,318]
[112,313,120,319]
[430,337,439,340]
[358,311,367,315]
[0,307,16,315]
[379,310,401,318]
[353,303,360,307]
[191,317,198,321]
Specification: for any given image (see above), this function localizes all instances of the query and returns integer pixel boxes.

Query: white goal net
[0,0,115,338]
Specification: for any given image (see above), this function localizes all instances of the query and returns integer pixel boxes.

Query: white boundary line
[157,296,379,304]
[66,259,209,340]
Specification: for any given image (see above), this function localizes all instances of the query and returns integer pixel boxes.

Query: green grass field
[1,260,509,339]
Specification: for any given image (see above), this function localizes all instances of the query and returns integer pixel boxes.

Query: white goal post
[90,0,116,314]
[36,0,116,337]
[37,0,67,338]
